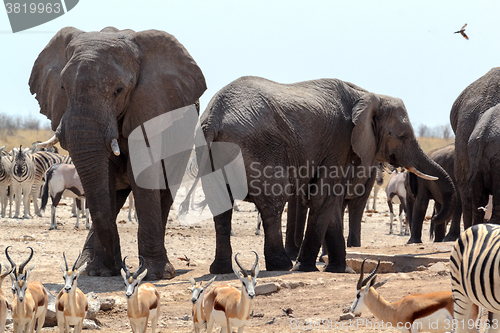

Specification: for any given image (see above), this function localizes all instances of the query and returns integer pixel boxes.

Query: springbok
[55,253,88,333]
[121,256,160,333]
[350,259,455,332]
[190,276,217,333]
[40,163,89,230]
[7,246,48,333]
[0,263,14,333]
[204,252,259,333]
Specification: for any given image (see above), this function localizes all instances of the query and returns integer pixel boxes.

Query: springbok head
[350,259,389,314]
[121,256,147,299]
[189,276,216,304]
[60,252,87,293]
[232,251,260,299]
[6,246,35,302]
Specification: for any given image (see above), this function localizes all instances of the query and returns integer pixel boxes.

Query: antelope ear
[77,262,87,275]
[189,276,196,286]
[351,93,380,169]
[60,263,66,272]
[373,277,391,289]
[120,268,127,280]
[232,262,244,282]
[137,269,148,283]
[205,276,216,289]
[252,263,260,279]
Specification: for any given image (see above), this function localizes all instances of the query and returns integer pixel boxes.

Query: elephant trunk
[405,141,455,226]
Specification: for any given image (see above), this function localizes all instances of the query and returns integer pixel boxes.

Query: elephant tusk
[408,166,438,181]
[111,139,120,156]
[37,135,59,148]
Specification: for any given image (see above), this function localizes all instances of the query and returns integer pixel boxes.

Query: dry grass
[0,129,68,154]
[417,137,454,153]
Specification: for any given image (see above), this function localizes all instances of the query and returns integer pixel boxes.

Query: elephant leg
[408,193,429,244]
[260,202,291,271]
[432,202,447,242]
[347,183,372,247]
[489,188,500,224]
[324,202,347,273]
[293,194,341,272]
[444,192,463,241]
[471,181,488,225]
[211,208,233,274]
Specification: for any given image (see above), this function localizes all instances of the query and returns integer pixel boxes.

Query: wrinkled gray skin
[450,67,500,227]
[467,105,500,224]
[200,76,454,274]
[406,144,458,243]
[29,27,206,279]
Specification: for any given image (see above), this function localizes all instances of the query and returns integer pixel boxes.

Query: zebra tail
[40,165,56,211]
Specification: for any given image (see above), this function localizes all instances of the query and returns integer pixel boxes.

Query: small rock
[83,319,100,330]
[23,235,35,241]
[100,297,115,311]
[85,292,101,320]
[339,313,355,321]
[255,283,279,295]
[417,265,427,271]
[428,262,448,273]
[289,281,303,289]
[252,312,265,318]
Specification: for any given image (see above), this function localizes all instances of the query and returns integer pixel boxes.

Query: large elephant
[467,104,500,223]
[198,76,455,274]
[30,27,207,279]
[451,67,500,227]
[405,144,459,243]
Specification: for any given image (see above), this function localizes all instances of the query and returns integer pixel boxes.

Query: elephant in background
[198,76,455,274]
[451,67,500,227]
[467,104,500,223]
[30,27,206,279]
[406,144,459,243]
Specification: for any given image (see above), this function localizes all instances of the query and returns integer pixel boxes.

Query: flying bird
[454,23,468,40]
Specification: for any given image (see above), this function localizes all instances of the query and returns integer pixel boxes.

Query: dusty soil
[0,187,464,333]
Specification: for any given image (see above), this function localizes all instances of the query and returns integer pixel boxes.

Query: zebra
[11,147,72,218]
[450,223,500,332]
[0,146,12,218]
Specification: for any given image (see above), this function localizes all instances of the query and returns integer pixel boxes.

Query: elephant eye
[114,87,124,96]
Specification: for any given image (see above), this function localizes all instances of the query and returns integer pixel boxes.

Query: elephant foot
[291,262,318,272]
[210,257,233,274]
[265,252,293,271]
[324,263,353,273]
[407,238,422,244]
[143,261,175,281]
[346,240,361,247]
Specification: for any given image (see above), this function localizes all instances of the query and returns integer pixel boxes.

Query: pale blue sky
[1,1,498,130]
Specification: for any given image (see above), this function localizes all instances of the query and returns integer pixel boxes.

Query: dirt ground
[0,185,464,333]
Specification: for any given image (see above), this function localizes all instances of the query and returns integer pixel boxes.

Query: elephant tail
[40,164,56,211]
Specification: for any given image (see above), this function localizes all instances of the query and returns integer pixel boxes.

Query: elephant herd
[29,26,500,280]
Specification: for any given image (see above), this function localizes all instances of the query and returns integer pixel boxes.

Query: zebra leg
[485,312,500,333]
[452,292,477,333]
[22,184,32,218]
[12,182,21,218]
[0,185,6,218]
[32,185,42,217]
[8,186,12,218]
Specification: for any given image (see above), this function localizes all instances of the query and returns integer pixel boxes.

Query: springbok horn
[5,246,16,273]
[407,166,438,181]
[357,258,367,290]
[37,135,59,148]
[63,252,69,271]
[361,260,380,287]
[122,256,131,277]
[132,256,145,279]
[72,252,81,272]
[234,253,248,277]
[111,139,120,156]
[250,251,259,277]
[18,247,34,275]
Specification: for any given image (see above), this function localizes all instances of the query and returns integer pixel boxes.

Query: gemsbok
[55,253,88,333]
[204,251,260,333]
[0,263,14,333]
[350,259,455,332]
[121,256,160,333]
[190,276,217,333]
[7,246,48,333]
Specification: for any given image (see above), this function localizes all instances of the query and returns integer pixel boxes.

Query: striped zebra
[450,223,500,332]
[0,146,12,218]
[11,147,72,218]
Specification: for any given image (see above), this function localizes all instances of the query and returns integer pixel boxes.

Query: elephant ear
[351,93,380,169]
[29,27,84,131]
[122,30,207,137]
